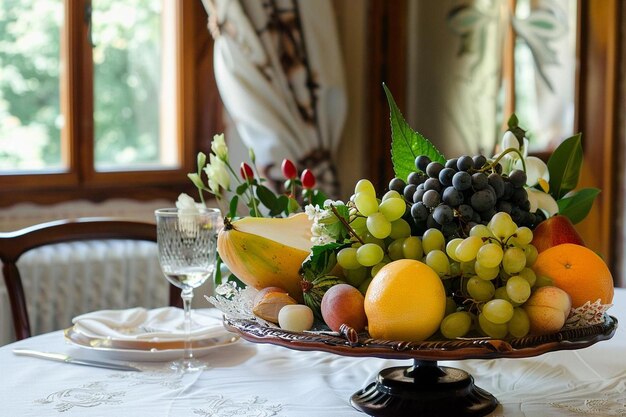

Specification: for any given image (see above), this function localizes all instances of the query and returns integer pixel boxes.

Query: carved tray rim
[223,314,618,361]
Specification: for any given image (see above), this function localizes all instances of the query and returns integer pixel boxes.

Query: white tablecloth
[1,289,625,417]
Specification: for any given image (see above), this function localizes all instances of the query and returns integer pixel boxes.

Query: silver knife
[12,348,141,372]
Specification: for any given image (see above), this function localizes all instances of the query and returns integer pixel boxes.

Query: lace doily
[206,282,257,320]
[564,300,613,329]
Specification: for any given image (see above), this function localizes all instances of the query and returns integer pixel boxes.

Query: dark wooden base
[350,360,498,417]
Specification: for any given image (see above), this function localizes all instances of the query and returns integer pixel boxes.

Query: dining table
[1,288,625,417]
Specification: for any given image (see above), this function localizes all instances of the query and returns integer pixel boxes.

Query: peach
[252,287,297,323]
[253,286,287,305]
[523,286,572,335]
[321,284,367,332]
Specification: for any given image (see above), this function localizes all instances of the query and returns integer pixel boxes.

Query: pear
[217,213,313,301]
[531,215,585,253]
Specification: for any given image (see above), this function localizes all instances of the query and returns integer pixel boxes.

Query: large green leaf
[547,134,583,199]
[383,84,446,181]
[557,187,600,224]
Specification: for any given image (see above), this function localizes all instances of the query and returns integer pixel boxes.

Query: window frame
[0,0,211,205]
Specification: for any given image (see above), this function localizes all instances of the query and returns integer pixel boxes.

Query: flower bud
[211,133,228,161]
[197,152,207,170]
[502,131,519,150]
[281,159,297,179]
[301,169,316,189]
[240,162,254,182]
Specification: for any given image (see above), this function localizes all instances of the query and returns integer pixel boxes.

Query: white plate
[64,327,239,362]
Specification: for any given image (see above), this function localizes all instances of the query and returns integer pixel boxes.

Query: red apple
[531,215,585,253]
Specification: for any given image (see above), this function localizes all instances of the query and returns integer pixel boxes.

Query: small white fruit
[278,304,314,332]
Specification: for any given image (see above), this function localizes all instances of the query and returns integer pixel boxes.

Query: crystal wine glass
[155,207,222,372]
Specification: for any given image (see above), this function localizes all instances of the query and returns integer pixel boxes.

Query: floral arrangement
[185,133,327,219]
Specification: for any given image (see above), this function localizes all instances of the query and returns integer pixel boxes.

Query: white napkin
[72,307,227,341]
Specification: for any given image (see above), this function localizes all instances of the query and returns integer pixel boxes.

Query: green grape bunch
[437,212,546,339]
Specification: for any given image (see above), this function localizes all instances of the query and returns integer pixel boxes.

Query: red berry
[281,159,297,179]
[240,162,254,181]
[301,169,316,189]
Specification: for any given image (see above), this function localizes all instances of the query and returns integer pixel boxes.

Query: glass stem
[181,288,194,361]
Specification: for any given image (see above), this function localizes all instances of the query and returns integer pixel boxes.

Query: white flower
[501,131,528,157]
[307,205,341,244]
[176,193,202,213]
[211,133,228,161]
[324,199,344,207]
[311,223,326,236]
[305,204,321,220]
[204,153,230,194]
[527,188,559,218]
[312,234,334,246]
[497,131,529,174]
[494,130,557,218]
[514,156,550,191]
[175,193,203,235]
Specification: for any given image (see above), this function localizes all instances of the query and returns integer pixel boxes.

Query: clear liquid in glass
[162,266,215,290]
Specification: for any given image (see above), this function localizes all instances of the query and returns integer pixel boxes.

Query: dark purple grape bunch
[388,154,543,239]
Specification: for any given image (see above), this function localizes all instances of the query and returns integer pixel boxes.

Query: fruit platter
[186,87,617,417]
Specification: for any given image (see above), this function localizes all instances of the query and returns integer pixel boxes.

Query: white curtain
[202,0,347,197]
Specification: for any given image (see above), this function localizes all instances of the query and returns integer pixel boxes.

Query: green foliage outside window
[0,0,165,171]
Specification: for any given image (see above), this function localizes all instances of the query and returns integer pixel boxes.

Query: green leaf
[324,204,350,241]
[547,134,583,199]
[256,184,278,210]
[506,113,526,148]
[311,189,329,208]
[383,84,446,181]
[287,197,300,214]
[270,195,288,217]
[214,255,223,286]
[300,242,348,282]
[557,187,600,224]
[228,195,239,218]
[236,182,249,195]
[247,198,260,216]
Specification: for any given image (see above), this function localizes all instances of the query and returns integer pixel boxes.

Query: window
[0,1,211,203]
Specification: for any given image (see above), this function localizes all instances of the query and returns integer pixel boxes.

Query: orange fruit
[364,259,446,341]
[532,243,614,308]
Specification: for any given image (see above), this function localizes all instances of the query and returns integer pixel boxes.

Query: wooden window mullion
[72,0,95,185]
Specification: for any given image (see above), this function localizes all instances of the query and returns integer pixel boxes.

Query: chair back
[0,217,181,340]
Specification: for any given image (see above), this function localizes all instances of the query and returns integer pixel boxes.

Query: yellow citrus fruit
[364,259,446,341]
[532,243,614,308]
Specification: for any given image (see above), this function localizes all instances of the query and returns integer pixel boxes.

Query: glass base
[171,357,208,373]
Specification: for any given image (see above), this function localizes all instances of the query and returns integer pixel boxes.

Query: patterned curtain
[201,0,347,197]
[407,0,576,157]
